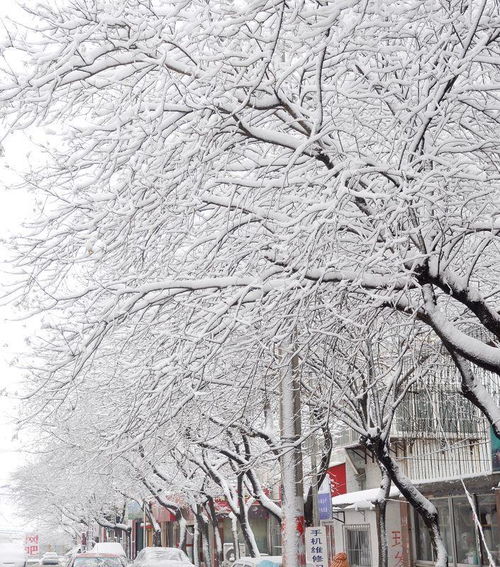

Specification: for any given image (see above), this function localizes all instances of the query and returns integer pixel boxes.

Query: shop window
[344,525,371,567]
[268,514,281,555]
[435,499,454,565]
[414,498,458,564]
[251,517,269,554]
[453,497,480,565]
[476,494,500,565]
[414,507,433,562]
[414,495,500,566]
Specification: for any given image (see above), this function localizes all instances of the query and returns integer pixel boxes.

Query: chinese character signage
[25,534,39,556]
[318,476,332,520]
[390,530,403,567]
[305,526,327,567]
[318,493,332,520]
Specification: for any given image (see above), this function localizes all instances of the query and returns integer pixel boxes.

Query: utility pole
[279,340,306,567]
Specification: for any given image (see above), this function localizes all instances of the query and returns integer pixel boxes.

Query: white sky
[0,131,34,529]
[0,0,37,530]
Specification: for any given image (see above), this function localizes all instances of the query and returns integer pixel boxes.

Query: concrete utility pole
[279,341,306,567]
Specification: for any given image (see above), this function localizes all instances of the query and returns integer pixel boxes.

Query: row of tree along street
[1,2,499,567]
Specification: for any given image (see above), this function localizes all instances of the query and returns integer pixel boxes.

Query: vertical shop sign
[25,534,39,556]
[305,526,327,567]
[318,476,332,521]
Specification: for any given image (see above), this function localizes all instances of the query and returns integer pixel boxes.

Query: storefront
[329,487,405,567]
[219,502,279,556]
[413,489,500,566]
[329,483,500,566]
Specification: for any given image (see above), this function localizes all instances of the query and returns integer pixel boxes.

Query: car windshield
[74,558,122,567]
[143,550,187,563]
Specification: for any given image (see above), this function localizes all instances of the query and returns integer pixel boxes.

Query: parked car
[0,543,27,567]
[41,553,59,565]
[133,548,193,567]
[90,545,126,560]
[232,557,282,567]
[67,553,127,567]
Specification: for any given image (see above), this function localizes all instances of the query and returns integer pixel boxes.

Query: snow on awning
[331,487,401,511]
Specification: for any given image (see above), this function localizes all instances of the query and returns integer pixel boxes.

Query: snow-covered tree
[2,2,500,567]
[2,0,499,432]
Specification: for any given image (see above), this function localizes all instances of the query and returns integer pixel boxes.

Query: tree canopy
[2,1,500,565]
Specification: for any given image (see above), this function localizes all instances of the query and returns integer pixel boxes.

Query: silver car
[41,554,59,566]
[133,548,193,567]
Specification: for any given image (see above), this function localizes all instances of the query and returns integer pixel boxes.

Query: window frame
[343,524,372,567]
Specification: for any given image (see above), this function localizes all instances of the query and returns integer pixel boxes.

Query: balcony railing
[335,428,491,482]
[398,438,491,482]
[333,360,498,482]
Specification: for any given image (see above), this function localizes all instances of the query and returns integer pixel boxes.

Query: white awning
[331,487,401,511]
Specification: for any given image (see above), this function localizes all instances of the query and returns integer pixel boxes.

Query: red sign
[327,464,347,496]
[151,502,175,523]
[25,534,39,556]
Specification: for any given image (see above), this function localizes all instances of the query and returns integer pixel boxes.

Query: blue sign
[318,492,332,520]
[491,426,500,472]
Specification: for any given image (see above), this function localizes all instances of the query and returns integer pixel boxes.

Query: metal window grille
[344,525,372,567]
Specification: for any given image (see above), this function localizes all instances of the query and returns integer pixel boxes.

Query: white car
[133,548,192,567]
[233,557,282,567]
[0,543,27,567]
[90,546,126,560]
[41,553,59,566]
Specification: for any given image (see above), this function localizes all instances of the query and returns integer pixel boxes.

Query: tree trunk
[193,517,200,567]
[230,514,239,560]
[448,347,500,437]
[194,506,213,567]
[237,475,259,557]
[373,441,448,567]
[206,497,223,567]
[202,519,211,567]
[304,418,333,527]
[177,512,188,552]
[303,489,314,529]
[375,468,391,567]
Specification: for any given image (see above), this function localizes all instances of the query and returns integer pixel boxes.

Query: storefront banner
[305,526,327,567]
[152,502,175,523]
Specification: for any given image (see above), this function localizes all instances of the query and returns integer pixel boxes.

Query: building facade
[322,370,500,567]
